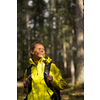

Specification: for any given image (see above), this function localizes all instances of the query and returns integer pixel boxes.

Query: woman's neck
[34,60,38,65]
[32,57,40,65]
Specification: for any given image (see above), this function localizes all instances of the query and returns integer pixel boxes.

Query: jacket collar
[29,54,52,66]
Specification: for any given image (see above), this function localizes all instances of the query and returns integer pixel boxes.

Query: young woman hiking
[23,41,67,100]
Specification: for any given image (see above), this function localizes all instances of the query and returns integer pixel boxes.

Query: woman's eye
[38,48,41,50]
[38,48,45,51]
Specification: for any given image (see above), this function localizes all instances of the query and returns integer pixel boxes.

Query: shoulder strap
[26,65,32,95]
[44,62,51,75]
[44,62,61,100]
[27,65,32,77]
[44,62,52,87]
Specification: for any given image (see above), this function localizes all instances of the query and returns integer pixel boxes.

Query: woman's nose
[41,49,45,52]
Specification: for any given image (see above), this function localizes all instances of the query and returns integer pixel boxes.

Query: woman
[23,41,67,100]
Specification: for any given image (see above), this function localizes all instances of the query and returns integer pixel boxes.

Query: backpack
[24,65,32,100]
[24,62,61,100]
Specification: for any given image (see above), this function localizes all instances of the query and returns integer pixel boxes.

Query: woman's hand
[47,75,53,82]
[23,78,30,88]
[23,78,27,88]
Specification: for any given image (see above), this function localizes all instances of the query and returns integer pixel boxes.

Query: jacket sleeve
[23,69,27,93]
[50,63,68,90]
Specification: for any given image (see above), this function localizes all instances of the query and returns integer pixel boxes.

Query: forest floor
[17,77,84,100]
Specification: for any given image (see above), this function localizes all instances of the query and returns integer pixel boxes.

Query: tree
[49,0,55,63]
[69,28,75,85]
[68,0,76,85]
[75,0,84,87]
[17,0,28,78]
[25,0,30,60]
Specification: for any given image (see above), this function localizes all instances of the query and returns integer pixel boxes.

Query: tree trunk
[39,2,44,43]
[75,0,84,87]
[62,27,67,73]
[25,0,30,60]
[49,0,55,63]
[69,5,75,85]
[54,0,59,66]
[63,41,67,73]
[51,33,55,63]
[70,28,75,85]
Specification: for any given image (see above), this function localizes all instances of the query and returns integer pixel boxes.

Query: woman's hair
[30,41,43,51]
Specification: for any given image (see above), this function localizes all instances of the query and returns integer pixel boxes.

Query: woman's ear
[30,50,34,55]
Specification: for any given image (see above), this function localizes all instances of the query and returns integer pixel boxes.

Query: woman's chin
[38,55,44,59]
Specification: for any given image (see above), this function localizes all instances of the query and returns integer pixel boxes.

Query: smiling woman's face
[30,43,45,59]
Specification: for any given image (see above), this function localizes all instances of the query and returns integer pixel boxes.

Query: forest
[17,0,84,100]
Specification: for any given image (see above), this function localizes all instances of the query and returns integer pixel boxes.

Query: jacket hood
[29,54,52,65]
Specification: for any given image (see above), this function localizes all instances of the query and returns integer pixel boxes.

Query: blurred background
[17,0,84,100]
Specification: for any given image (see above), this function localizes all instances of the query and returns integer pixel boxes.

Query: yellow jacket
[23,54,67,100]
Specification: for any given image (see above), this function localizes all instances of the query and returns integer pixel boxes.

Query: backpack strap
[24,65,32,100]
[27,65,32,76]
[44,62,52,87]
[26,65,32,95]
[44,62,61,100]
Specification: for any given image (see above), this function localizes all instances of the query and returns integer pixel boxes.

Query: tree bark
[70,28,75,85]
[62,27,67,73]
[25,0,30,60]
[75,0,84,87]
[49,0,55,63]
